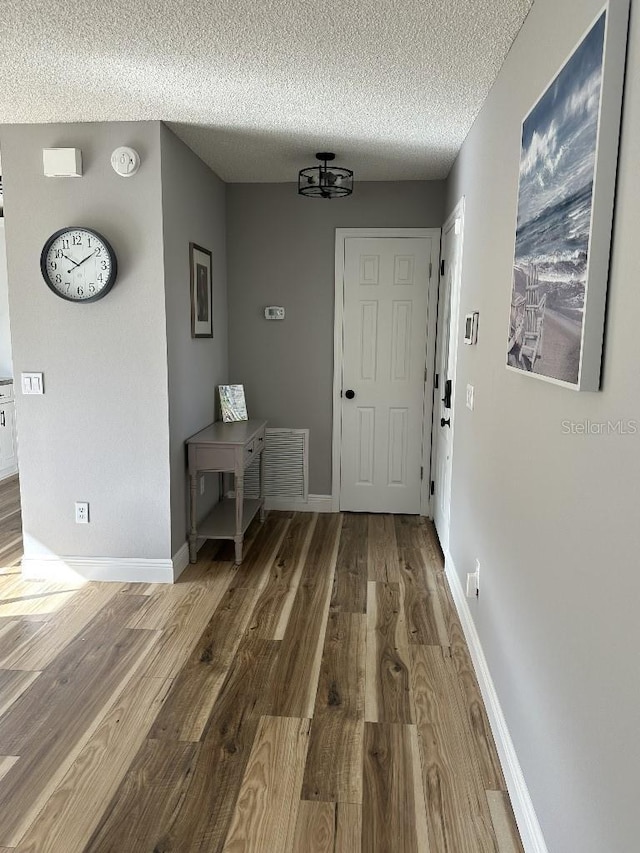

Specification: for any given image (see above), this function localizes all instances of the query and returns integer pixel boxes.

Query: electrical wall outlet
[75,501,89,524]
[200,475,205,496]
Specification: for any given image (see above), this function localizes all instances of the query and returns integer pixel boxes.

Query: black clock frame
[40,226,118,303]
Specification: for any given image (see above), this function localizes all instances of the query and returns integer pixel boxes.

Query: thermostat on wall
[265,306,285,320]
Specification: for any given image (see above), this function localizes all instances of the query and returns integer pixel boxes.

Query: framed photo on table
[190,242,213,338]
[219,385,248,422]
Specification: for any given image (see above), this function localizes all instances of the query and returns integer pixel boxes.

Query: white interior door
[432,205,464,550]
[339,236,434,513]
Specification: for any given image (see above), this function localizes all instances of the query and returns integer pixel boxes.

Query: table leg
[259,445,266,522]
[189,473,198,563]
[234,471,244,565]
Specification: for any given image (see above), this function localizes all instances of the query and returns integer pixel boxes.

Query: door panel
[356,407,376,485]
[340,237,432,513]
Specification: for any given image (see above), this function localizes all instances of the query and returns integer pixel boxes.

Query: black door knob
[440,417,451,428]
[345,389,355,399]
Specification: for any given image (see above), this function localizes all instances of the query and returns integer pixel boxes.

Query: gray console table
[186,419,267,565]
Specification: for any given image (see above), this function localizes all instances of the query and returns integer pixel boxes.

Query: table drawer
[245,429,266,464]
[254,426,266,451]
[243,441,257,468]
[194,445,237,472]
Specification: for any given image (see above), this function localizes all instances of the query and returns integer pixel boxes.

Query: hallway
[0,483,522,851]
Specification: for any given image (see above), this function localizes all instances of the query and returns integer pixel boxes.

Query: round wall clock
[40,227,118,303]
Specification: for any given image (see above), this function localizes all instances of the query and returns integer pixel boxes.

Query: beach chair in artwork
[507,292,526,365]
[518,264,547,370]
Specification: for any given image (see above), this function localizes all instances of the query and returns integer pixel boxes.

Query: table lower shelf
[198,497,264,540]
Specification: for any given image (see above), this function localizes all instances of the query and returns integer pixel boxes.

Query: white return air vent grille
[244,428,309,502]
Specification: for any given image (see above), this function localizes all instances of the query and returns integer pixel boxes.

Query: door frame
[429,197,465,528]
[332,227,442,514]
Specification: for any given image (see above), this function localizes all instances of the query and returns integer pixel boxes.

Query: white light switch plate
[22,372,44,395]
[466,384,474,410]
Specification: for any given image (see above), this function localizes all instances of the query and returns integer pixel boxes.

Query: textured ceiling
[0,0,533,182]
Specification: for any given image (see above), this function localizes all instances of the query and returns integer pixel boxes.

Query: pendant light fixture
[298,152,354,199]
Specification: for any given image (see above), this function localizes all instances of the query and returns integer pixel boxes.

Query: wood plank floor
[0,474,524,852]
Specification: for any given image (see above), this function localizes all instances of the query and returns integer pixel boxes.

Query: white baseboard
[22,555,175,584]
[172,543,190,581]
[444,549,548,853]
[226,493,335,513]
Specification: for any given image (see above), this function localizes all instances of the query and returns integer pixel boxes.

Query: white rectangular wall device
[43,148,83,177]
[22,372,44,394]
[264,306,285,320]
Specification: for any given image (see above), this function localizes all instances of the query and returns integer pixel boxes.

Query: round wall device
[111,146,141,177]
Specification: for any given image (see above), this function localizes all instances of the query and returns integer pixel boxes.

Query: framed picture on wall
[506,2,629,390]
[190,242,213,338]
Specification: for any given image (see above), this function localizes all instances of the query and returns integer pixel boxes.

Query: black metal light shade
[298,152,354,199]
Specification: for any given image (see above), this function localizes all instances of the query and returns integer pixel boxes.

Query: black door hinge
[435,373,439,390]
[440,259,445,276]
[430,480,435,496]
[420,466,424,480]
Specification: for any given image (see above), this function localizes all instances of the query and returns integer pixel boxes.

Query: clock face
[40,227,118,302]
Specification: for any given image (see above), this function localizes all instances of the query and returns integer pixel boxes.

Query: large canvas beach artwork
[507,8,626,390]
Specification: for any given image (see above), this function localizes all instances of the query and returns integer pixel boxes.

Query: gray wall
[227,181,445,494]
[0,224,11,377]
[0,121,172,559]
[445,1,638,850]
[160,124,229,556]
